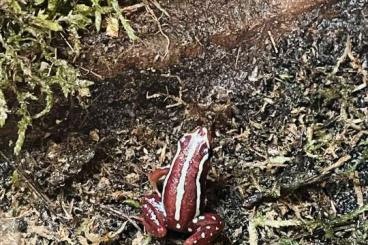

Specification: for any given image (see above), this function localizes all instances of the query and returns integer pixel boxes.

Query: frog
[141,127,224,245]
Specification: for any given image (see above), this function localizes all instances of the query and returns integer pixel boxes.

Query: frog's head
[179,127,211,150]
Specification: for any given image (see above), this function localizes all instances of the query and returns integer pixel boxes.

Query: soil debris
[1,0,368,244]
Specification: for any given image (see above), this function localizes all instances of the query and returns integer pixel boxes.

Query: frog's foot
[184,213,224,245]
[141,194,167,238]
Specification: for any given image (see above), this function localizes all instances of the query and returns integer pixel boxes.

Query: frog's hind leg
[141,194,167,238]
[184,213,224,245]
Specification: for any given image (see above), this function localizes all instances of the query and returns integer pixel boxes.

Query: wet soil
[1,0,368,245]
[78,0,337,80]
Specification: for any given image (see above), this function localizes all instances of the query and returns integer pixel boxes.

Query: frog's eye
[201,147,209,156]
[201,146,212,158]
[179,135,191,144]
[179,137,186,144]
[178,138,186,147]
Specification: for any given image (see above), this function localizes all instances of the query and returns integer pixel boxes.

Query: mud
[78,0,337,80]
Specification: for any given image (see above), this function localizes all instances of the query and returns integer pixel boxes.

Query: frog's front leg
[148,166,170,195]
[184,213,224,245]
[141,194,167,237]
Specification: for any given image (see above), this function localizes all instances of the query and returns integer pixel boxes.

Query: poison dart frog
[141,127,224,245]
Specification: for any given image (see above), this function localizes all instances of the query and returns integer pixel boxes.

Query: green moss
[11,169,20,188]
[0,0,137,155]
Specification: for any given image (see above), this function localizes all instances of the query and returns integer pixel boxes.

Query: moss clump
[0,0,137,155]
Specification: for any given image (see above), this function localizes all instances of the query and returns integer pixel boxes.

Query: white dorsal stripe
[195,152,208,217]
[161,128,210,224]
[174,129,209,221]
[161,141,181,202]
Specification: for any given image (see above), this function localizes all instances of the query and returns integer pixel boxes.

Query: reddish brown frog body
[141,127,224,245]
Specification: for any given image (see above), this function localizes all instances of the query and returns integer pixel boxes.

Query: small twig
[122,3,145,15]
[59,33,74,52]
[79,66,103,80]
[144,1,170,59]
[59,193,74,220]
[235,47,241,69]
[150,0,170,18]
[330,35,367,92]
[146,92,162,99]
[351,171,364,208]
[108,221,128,239]
[146,87,187,108]
[267,31,278,54]
[99,204,142,233]
[194,35,203,46]
[319,155,351,177]
[161,73,183,85]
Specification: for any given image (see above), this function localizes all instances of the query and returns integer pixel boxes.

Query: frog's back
[161,128,210,231]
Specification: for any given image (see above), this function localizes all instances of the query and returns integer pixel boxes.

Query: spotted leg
[184,213,224,245]
[141,194,167,238]
[148,166,170,195]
